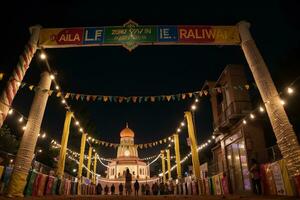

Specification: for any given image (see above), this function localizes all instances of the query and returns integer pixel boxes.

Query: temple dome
[120,123,135,138]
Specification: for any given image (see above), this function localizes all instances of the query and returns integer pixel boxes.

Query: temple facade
[107,124,150,180]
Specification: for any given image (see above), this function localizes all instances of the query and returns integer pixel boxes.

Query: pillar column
[166,149,171,180]
[174,133,182,179]
[185,111,202,194]
[77,133,87,195]
[93,152,97,184]
[87,146,92,179]
[161,150,166,183]
[56,111,73,178]
[238,21,300,176]
[0,26,41,128]
[7,71,52,197]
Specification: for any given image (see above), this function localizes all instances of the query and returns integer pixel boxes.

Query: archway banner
[38,20,240,51]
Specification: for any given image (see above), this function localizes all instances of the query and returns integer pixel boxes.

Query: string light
[212,135,216,139]
[181,122,185,127]
[40,53,46,60]
[191,105,196,110]
[42,133,46,138]
[177,128,181,132]
[243,119,247,124]
[73,169,77,172]
[280,99,286,105]
[79,128,83,132]
[22,126,26,130]
[38,149,42,153]
[250,113,255,119]
[195,98,199,102]
[8,109,13,115]
[287,87,294,94]
[75,121,79,126]
[18,117,23,122]
[55,86,59,90]
[50,74,55,80]
[61,99,66,104]
[259,106,265,112]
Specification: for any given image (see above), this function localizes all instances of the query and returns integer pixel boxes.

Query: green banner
[104,20,156,50]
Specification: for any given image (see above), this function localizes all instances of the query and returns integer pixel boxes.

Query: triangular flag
[70,93,75,99]
[80,95,85,101]
[29,85,34,90]
[163,139,167,143]
[65,93,70,99]
[92,95,97,101]
[109,96,113,102]
[139,97,143,103]
[149,143,152,147]
[182,94,186,99]
[132,96,138,103]
[161,96,165,101]
[199,91,203,97]
[86,95,91,101]
[97,96,102,101]
[166,96,172,101]
[245,84,250,90]
[118,96,124,103]
[204,90,208,96]
[217,87,222,93]
[103,96,108,102]
[188,93,193,98]
[56,92,61,97]
[113,96,117,102]
[171,95,176,100]
[126,97,131,103]
[176,94,181,101]
[144,97,148,102]
[144,144,147,148]
[75,94,80,100]
[48,90,53,96]
[150,96,155,102]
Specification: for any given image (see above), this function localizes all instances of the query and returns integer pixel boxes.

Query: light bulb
[250,114,255,119]
[62,99,66,104]
[181,122,185,126]
[55,86,59,90]
[22,126,26,130]
[40,53,46,60]
[8,109,13,115]
[19,117,23,122]
[42,133,46,138]
[50,74,55,80]
[287,87,294,94]
[243,119,247,124]
[195,98,199,103]
[177,128,181,132]
[212,135,216,139]
[191,105,196,110]
[280,99,285,105]
[79,128,83,132]
[259,106,265,112]
[75,121,79,126]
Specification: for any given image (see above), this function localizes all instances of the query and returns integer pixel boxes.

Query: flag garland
[10,79,256,104]
[87,136,173,149]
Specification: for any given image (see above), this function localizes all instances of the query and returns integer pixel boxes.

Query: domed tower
[117,123,138,158]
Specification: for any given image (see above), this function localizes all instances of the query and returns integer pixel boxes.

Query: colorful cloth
[37,174,47,196]
[279,159,294,196]
[32,173,43,196]
[45,176,55,195]
[24,170,37,196]
[51,177,58,195]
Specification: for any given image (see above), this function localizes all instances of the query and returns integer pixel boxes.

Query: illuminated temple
[107,123,150,180]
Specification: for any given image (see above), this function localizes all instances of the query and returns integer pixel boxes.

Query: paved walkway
[0,195,299,200]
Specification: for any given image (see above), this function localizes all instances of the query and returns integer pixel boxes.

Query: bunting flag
[89,135,172,149]
[4,79,256,104]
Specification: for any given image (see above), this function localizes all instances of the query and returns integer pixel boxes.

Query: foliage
[0,125,19,154]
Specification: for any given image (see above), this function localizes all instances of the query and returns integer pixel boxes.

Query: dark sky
[1,0,300,173]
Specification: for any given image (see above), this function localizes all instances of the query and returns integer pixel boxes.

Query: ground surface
[0,195,299,200]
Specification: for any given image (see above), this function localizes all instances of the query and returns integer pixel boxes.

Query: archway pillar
[7,71,52,197]
[238,21,300,176]
[0,25,41,128]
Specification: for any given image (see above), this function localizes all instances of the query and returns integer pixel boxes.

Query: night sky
[1,0,300,174]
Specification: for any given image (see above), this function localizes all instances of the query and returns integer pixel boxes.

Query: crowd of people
[95,168,175,196]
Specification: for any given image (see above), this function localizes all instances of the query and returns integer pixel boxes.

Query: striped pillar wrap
[0,25,41,127]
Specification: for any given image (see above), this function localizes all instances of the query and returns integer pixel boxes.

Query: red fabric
[37,174,47,196]
[45,176,55,195]
[32,173,42,196]
[294,175,300,196]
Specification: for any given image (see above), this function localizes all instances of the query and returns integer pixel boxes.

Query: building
[107,123,150,180]
[204,64,267,194]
